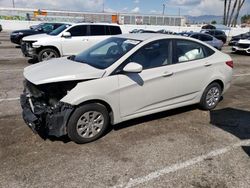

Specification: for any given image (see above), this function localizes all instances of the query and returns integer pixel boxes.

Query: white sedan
[21,34,233,144]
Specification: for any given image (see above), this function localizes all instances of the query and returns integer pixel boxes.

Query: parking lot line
[0,97,20,102]
[233,73,250,77]
[114,139,250,188]
[0,68,23,73]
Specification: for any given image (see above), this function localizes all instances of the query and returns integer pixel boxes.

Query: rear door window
[90,25,106,36]
[175,40,206,63]
[200,34,213,41]
[190,34,200,39]
[215,30,224,35]
[108,26,122,35]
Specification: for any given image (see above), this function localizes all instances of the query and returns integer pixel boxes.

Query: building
[0,7,186,26]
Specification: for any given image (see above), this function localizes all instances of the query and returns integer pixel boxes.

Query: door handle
[83,39,88,41]
[204,63,212,67]
[162,72,174,77]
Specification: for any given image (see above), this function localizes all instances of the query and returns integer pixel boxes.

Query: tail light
[226,60,234,68]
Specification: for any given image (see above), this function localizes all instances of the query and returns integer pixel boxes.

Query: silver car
[180,32,224,50]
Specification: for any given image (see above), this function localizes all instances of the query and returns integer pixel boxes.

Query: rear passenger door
[61,25,89,56]
[169,39,215,102]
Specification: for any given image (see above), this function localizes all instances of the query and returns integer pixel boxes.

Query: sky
[0,0,249,16]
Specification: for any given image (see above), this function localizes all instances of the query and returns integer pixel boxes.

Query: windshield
[49,24,71,36]
[31,23,44,30]
[73,37,141,69]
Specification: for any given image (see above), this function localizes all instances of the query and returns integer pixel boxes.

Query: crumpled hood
[24,57,106,85]
[22,33,49,41]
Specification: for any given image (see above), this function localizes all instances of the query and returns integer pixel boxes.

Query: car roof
[115,33,191,41]
[71,22,120,26]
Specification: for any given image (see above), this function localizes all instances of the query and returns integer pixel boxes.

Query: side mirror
[123,62,143,73]
[62,32,71,38]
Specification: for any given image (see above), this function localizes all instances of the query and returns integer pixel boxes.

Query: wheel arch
[37,45,61,57]
[76,99,115,125]
[208,79,224,92]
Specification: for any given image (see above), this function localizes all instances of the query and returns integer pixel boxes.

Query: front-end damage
[20,80,78,137]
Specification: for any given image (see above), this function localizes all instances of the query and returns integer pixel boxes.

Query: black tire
[199,83,222,110]
[38,48,59,62]
[67,103,109,144]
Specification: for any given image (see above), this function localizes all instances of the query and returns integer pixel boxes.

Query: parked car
[232,39,250,54]
[229,32,250,46]
[179,32,224,50]
[201,29,227,43]
[157,29,176,35]
[10,22,66,45]
[21,23,123,62]
[130,29,156,33]
[0,24,2,32]
[20,33,233,144]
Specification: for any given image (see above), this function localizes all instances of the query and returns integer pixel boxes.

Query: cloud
[187,0,224,16]
[134,0,140,3]
[104,7,116,13]
[169,0,201,6]
[122,7,128,12]
[150,10,161,14]
[131,7,140,13]
[0,0,104,12]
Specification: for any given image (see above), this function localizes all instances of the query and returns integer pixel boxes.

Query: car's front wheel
[38,48,59,62]
[67,103,109,144]
[199,82,222,110]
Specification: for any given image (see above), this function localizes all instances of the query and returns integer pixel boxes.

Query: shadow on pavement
[210,108,250,156]
[27,58,39,64]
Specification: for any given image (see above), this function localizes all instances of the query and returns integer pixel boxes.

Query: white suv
[21,23,123,62]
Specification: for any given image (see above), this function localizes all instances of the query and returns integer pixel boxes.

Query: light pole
[162,4,166,15]
[102,0,105,12]
[12,0,15,8]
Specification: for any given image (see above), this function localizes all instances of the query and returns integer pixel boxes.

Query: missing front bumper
[20,94,74,137]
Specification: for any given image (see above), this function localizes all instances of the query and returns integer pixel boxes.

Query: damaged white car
[21,34,233,144]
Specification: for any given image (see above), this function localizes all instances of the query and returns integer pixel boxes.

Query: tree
[223,0,246,27]
[228,0,238,27]
[223,0,228,25]
[211,20,217,24]
[241,14,250,24]
[225,0,232,25]
[232,0,245,26]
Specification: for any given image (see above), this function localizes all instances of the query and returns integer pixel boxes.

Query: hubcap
[76,111,104,138]
[41,51,56,61]
[206,87,220,107]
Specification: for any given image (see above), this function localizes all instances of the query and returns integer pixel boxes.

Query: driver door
[118,39,175,118]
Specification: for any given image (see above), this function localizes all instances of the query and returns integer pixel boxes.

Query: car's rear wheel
[38,48,59,62]
[67,103,109,144]
[199,83,222,110]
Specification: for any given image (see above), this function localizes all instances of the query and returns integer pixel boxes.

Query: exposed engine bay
[20,79,79,137]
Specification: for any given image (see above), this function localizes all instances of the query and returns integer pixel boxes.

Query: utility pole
[162,4,166,15]
[102,0,105,12]
[12,0,15,8]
